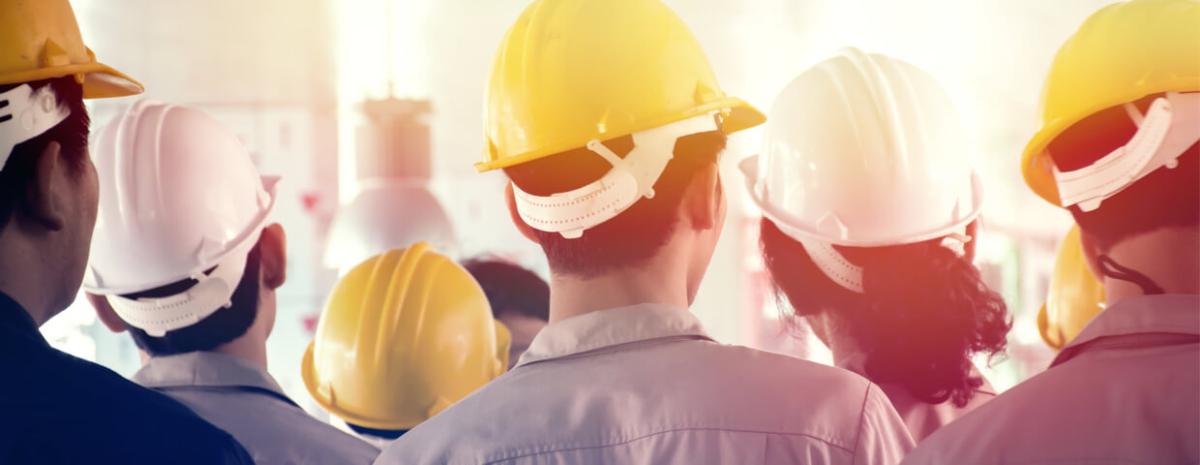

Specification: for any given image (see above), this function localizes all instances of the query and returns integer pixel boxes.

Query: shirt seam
[516,335,713,368]
[850,382,871,465]
[478,426,855,464]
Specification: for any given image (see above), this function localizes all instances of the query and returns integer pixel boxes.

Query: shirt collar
[1054,294,1199,365]
[0,290,47,347]
[515,303,711,368]
[133,351,286,396]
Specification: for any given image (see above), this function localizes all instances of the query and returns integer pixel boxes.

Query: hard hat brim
[0,62,143,99]
[1022,78,1200,207]
[474,97,766,173]
[301,342,425,431]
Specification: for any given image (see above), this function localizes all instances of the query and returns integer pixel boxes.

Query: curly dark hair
[760,218,1011,407]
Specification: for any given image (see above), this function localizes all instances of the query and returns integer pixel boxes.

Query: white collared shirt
[902,294,1200,465]
[134,352,380,465]
[376,303,914,465]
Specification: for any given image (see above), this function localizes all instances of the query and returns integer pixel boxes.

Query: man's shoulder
[904,355,1200,465]
[3,348,254,465]
[377,342,881,465]
[169,387,381,465]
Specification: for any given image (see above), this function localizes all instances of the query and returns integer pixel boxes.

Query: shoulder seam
[851,381,872,465]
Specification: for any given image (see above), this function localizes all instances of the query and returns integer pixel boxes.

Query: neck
[1101,228,1200,304]
[0,235,63,326]
[548,251,691,323]
[211,330,269,371]
[811,313,867,374]
[140,323,270,370]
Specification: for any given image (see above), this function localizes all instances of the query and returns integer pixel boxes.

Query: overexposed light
[334,0,433,203]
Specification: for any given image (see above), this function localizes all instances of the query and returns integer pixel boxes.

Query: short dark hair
[503,128,727,277]
[347,424,405,440]
[1048,93,1200,250]
[760,218,1010,407]
[122,245,262,356]
[462,258,549,321]
[0,77,90,231]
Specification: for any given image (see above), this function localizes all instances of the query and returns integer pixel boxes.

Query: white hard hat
[323,181,456,273]
[84,100,277,336]
[741,48,982,292]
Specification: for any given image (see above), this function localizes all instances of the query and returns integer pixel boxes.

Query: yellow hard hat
[1022,0,1200,205]
[478,0,765,172]
[0,0,142,98]
[301,243,510,430]
[1038,226,1106,350]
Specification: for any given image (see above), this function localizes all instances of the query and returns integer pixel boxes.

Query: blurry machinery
[324,98,456,274]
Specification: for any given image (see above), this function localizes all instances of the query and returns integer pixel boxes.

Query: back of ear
[23,141,68,232]
[86,292,127,333]
[505,182,540,244]
[259,223,287,290]
[683,162,722,232]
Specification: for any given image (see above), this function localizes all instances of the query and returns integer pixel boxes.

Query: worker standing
[741,48,1011,441]
[302,243,511,447]
[376,1,915,463]
[0,1,255,463]
[83,101,379,465]
[903,0,1199,463]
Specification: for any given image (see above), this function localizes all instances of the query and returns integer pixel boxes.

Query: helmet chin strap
[1097,254,1164,296]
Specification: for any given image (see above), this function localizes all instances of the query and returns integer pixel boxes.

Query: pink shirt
[902,294,1200,464]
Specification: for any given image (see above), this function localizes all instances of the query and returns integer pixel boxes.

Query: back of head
[0,0,140,317]
[746,49,1009,407]
[482,0,764,277]
[84,101,278,355]
[1023,0,1200,262]
[302,243,510,432]
[463,258,550,322]
[761,219,1009,407]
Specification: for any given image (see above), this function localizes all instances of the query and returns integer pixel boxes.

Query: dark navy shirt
[0,291,256,465]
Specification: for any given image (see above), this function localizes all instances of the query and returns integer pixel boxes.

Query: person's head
[1047,94,1199,288]
[302,244,509,436]
[0,78,94,318]
[504,129,728,301]
[745,48,1010,407]
[0,0,142,323]
[82,101,285,358]
[1020,0,1199,294]
[761,219,1010,407]
[463,258,550,365]
[89,226,287,356]
[481,0,765,301]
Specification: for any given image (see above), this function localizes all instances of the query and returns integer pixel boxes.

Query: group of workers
[0,0,1195,463]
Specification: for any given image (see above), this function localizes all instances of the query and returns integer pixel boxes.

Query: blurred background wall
[43,0,1119,414]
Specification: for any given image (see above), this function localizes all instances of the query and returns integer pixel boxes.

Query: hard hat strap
[782,219,972,295]
[104,233,258,337]
[1053,92,1200,212]
[512,113,719,239]
[0,84,70,172]
[797,237,865,294]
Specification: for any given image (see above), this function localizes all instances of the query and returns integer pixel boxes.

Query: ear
[505,182,540,243]
[22,141,67,231]
[683,162,722,231]
[259,223,287,290]
[86,292,127,333]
